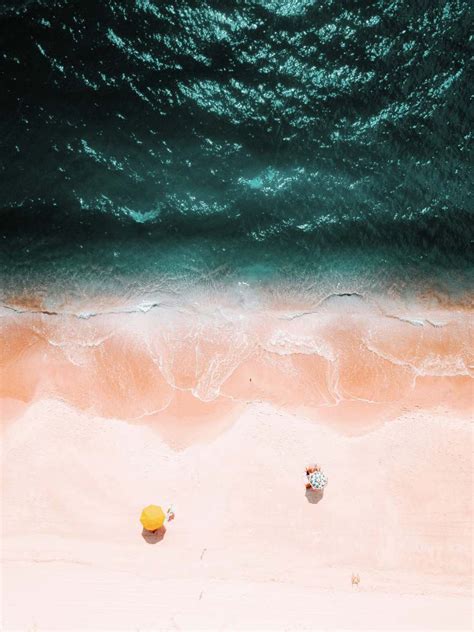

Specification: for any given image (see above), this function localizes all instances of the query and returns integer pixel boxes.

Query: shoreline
[1,295,471,433]
[2,291,472,629]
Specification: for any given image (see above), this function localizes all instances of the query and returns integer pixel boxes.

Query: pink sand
[1,296,472,629]
[2,398,472,630]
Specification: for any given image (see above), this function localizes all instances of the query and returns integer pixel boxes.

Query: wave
[1,2,472,427]
[1,296,471,421]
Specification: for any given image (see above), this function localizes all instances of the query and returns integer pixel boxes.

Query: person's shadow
[305,488,324,504]
[141,526,167,544]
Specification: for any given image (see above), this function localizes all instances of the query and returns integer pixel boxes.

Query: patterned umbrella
[308,471,328,490]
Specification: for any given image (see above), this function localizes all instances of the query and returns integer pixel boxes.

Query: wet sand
[1,297,472,429]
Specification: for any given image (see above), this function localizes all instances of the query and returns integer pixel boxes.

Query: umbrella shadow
[305,488,324,504]
[141,526,167,544]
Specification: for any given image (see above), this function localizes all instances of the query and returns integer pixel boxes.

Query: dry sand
[2,398,472,630]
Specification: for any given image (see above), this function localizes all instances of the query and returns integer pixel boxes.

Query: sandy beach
[2,393,472,630]
[1,296,472,629]
[2,0,473,627]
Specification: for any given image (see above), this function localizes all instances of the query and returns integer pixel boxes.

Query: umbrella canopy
[308,471,328,490]
[140,505,166,531]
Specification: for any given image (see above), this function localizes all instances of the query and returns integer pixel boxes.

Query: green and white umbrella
[308,471,328,490]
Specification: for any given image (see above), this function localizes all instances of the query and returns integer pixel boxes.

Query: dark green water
[1,0,472,304]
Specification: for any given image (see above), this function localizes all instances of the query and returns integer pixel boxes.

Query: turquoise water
[0,1,472,304]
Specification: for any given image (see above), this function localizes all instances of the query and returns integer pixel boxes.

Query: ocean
[0,0,472,416]
[2,6,473,627]
[1,0,472,310]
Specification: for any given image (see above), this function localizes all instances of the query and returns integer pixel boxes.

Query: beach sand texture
[1,299,473,630]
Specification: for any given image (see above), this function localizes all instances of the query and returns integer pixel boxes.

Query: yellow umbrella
[140,505,166,531]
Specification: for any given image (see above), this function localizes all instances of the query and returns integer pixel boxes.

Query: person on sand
[305,464,328,491]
